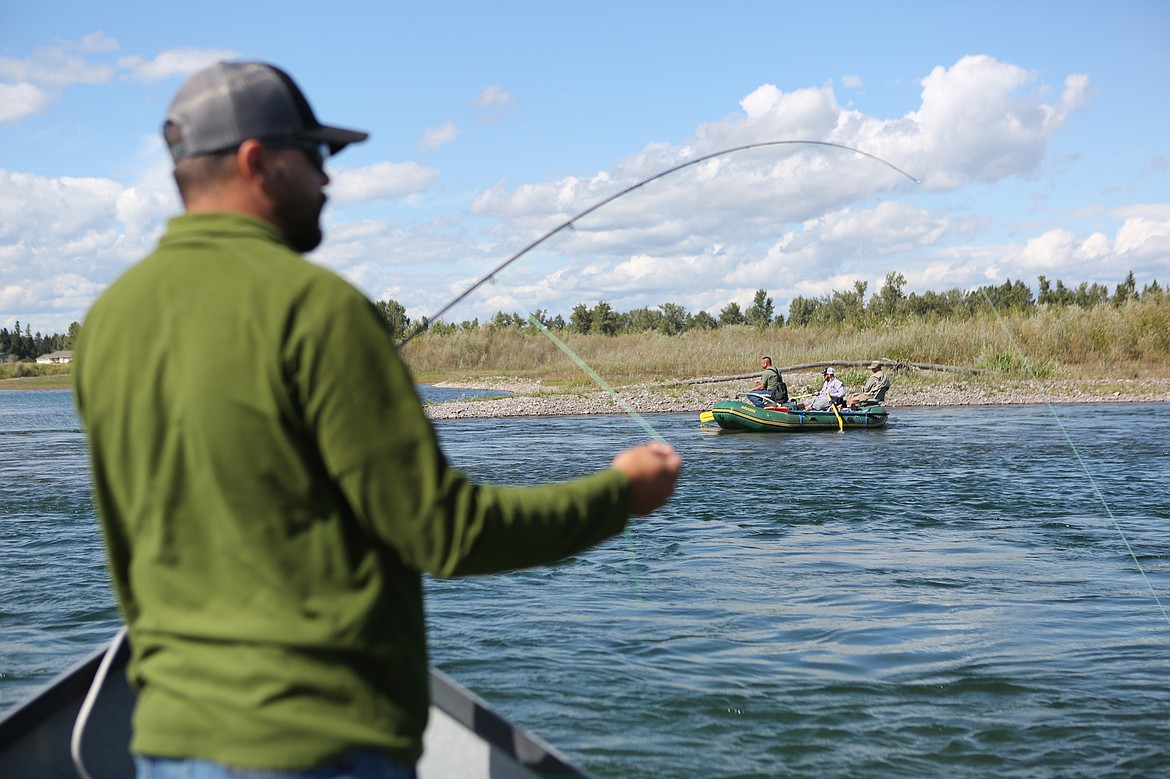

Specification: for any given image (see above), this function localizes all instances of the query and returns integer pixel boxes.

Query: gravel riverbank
[425,371,1170,420]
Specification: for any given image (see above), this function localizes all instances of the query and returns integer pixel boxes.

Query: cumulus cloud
[0,168,172,331]
[0,170,122,243]
[1113,216,1170,259]
[907,56,1091,186]
[0,83,50,123]
[327,161,441,205]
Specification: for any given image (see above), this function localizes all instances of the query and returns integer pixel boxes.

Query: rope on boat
[71,625,128,779]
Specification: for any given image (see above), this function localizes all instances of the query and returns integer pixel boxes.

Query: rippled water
[2,390,1168,778]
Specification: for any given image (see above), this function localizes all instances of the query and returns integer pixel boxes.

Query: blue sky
[2,1,1168,336]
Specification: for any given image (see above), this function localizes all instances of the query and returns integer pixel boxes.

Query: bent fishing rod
[397,139,920,347]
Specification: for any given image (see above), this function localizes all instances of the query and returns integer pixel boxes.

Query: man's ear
[236,139,267,183]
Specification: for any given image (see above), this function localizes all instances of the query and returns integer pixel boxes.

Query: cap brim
[301,124,369,155]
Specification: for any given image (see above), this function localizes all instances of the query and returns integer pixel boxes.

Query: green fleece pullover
[73,212,630,768]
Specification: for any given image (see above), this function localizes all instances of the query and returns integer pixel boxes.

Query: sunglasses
[260,137,331,171]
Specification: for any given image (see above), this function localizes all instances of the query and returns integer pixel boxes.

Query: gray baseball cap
[163,61,368,164]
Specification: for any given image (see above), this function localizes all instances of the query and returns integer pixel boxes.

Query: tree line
[0,321,80,361]
[6,271,1162,359]
[379,270,1163,342]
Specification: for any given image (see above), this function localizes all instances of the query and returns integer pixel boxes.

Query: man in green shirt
[73,61,681,779]
[745,355,786,406]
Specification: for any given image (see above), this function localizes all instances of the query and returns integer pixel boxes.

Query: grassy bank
[0,364,71,390]
[4,300,1166,395]
[402,300,1170,387]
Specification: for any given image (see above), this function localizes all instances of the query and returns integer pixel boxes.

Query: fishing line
[489,279,669,446]
[489,277,665,601]
[398,140,920,347]
[980,291,1170,628]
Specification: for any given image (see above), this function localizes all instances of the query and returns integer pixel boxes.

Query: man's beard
[273,190,325,253]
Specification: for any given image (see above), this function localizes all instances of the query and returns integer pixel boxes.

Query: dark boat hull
[709,399,888,432]
[0,633,593,779]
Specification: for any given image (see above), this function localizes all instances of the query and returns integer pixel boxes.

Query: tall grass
[401,299,1170,384]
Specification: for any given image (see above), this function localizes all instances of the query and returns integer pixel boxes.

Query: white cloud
[1007,216,1169,284]
[328,161,441,205]
[0,168,171,331]
[0,40,115,86]
[0,170,121,243]
[736,83,840,137]
[906,55,1091,186]
[481,57,1089,243]
[1113,216,1170,259]
[842,74,863,89]
[118,47,240,82]
[419,122,459,153]
[0,83,50,123]
[114,186,176,240]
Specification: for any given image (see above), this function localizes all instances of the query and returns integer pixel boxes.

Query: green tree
[718,302,745,326]
[787,296,819,327]
[658,303,691,335]
[870,272,907,320]
[489,311,526,329]
[1037,275,1053,305]
[691,310,718,329]
[1073,282,1109,308]
[525,309,552,331]
[625,307,662,333]
[824,281,867,325]
[374,299,412,341]
[590,301,619,336]
[1114,271,1137,305]
[64,322,82,350]
[1051,279,1074,306]
[569,304,592,334]
[745,289,774,328]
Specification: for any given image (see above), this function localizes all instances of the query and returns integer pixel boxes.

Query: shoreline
[5,373,1168,419]
[425,373,1170,420]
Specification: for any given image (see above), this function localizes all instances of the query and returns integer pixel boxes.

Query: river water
[1,389,1167,778]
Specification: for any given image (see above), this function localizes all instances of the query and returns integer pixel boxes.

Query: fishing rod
[397,140,920,347]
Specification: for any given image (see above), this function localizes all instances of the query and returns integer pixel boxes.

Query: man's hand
[611,441,682,516]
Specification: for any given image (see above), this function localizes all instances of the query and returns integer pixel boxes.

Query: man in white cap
[803,366,846,410]
[73,61,681,779]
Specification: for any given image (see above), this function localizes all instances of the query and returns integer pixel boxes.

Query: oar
[829,400,844,433]
[699,410,715,423]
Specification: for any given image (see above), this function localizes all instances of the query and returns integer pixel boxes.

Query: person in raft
[745,355,787,406]
[848,361,891,407]
[800,367,846,410]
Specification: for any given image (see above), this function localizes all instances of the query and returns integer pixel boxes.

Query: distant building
[35,350,73,365]
[0,353,15,364]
